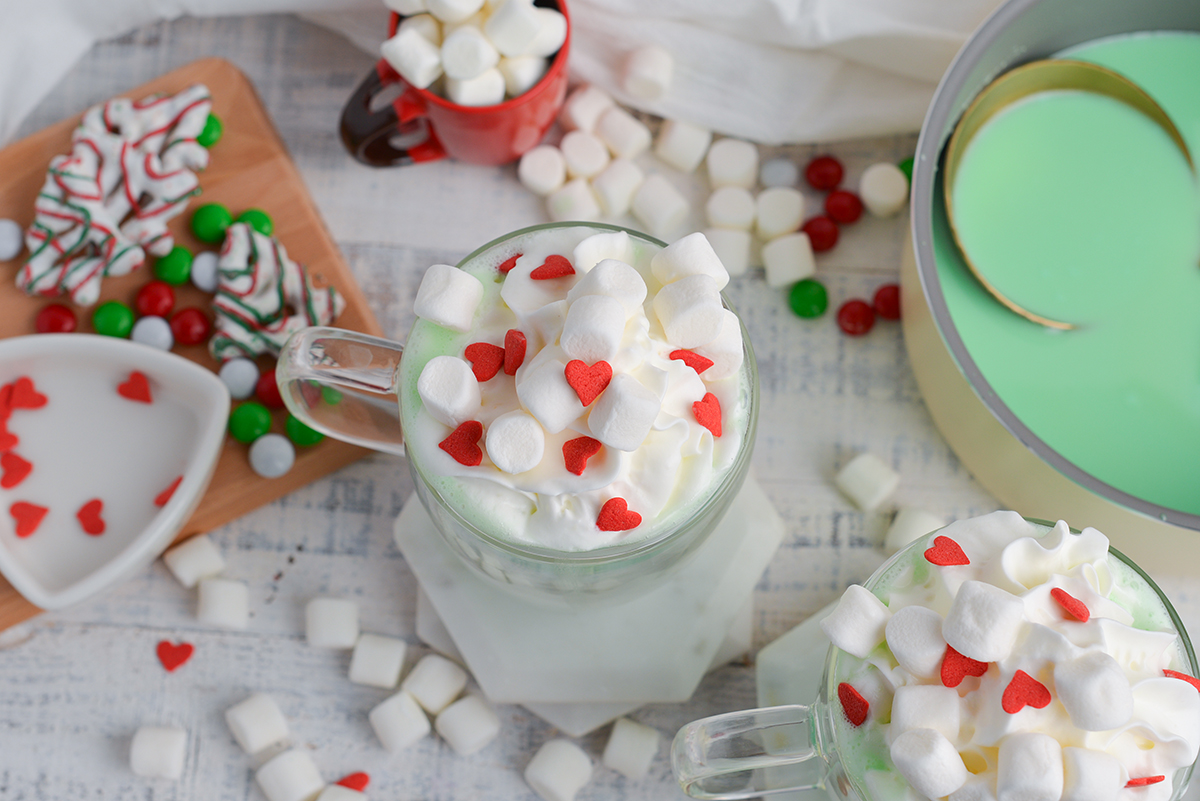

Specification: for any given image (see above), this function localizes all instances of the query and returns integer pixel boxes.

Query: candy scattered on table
[804,154,844,191]
[873,283,901,320]
[836,299,875,336]
[0,218,23,261]
[153,245,192,285]
[306,597,360,649]
[236,208,273,236]
[218,357,260,400]
[525,739,593,801]
[801,215,838,252]
[860,161,910,218]
[170,307,211,345]
[129,725,187,780]
[34,303,76,333]
[135,280,175,318]
[249,433,295,478]
[155,640,194,672]
[229,402,272,443]
[788,278,828,318]
[191,203,233,244]
[190,250,219,292]
[286,414,325,446]
[93,300,135,338]
[334,772,369,792]
[197,112,223,148]
[255,749,324,801]
[130,316,174,350]
[824,189,863,224]
[225,692,291,755]
[256,368,285,409]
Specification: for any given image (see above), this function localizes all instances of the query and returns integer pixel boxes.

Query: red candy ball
[825,190,863,224]
[802,216,840,252]
[256,367,285,409]
[35,303,77,333]
[135,280,176,318]
[873,283,901,320]
[805,155,844,191]
[170,307,211,346]
[837,300,876,336]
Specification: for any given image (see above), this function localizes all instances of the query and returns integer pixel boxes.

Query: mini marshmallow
[889,729,968,800]
[369,691,432,752]
[547,178,602,222]
[402,653,469,714]
[755,187,805,241]
[426,0,485,23]
[886,507,946,554]
[588,373,661,452]
[573,230,635,273]
[705,186,756,231]
[834,452,899,511]
[499,55,547,97]
[418,355,481,426]
[316,787,366,801]
[566,258,647,317]
[706,138,758,189]
[652,273,724,349]
[414,263,484,332]
[761,232,815,288]
[519,144,566,196]
[399,12,443,45]
[693,308,745,381]
[885,605,947,679]
[560,131,610,179]
[225,693,290,755]
[1053,651,1133,731]
[446,69,506,106]
[996,733,1063,801]
[484,0,541,56]
[631,174,690,239]
[384,0,428,14]
[559,85,614,133]
[622,45,673,100]
[595,107,652,160]
[561,294,626,362]
[441,25,499,77]
[435,694,502,755]
[517,359,586,432]
[486,410,546,473]
[590,159,644,218]
[525,739,593,801]
[602,717,660,780]
[860,162,910,218]
[255,749,325,801]
[820,584,891,659]
[702,228,752,278]
[759,157,798,188]
[380,27,443,90]
[306,598,359,649]
[654,119,712,173]
[130,725,186,779]
[942,580,1026,663]
[889,685,961,742]
[349,633,408,689]
[1061,747,1123,801]
[523,6,567,56]
[197,578,248,630]
[162,534,225,588]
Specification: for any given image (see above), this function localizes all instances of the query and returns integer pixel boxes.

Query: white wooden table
[3,13,1200,801]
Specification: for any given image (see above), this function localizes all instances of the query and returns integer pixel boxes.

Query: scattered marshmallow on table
[819,584,891,659]
[255,749,326,801]
[249,434,296,479]
[483,0,542,56]
[547,178,602,222]
[759,157,798,188]
[702,228,751,277]
[381,27,443,90]
[622,45,673,100]
[942,580,1025,662]
[561,294,626,362]
[435,694,502,755]
[0,218,23,261]
[889,728,968,800]
[860,162,910,218]
[559,85,615,133]
[694,309,745,381]
[885,507,945,553]
[652,274,725,349]
[761,232,815,288]
[349,633,408,689]
[414,263,484,332]
[706,138,758,189]
[418,356,482,426]
[218,357,260,400]
[595,107,651,160]
[369,690,432,752]
[130,725,187,780]
[516,359,585,433]
[834,452,899,511]
[197,578,248,630]
[631,174,689,239]
[1061,746,1123,801]
[705,186,756,231]
[588,373,661,451]
[755,187,805,241]
[486,410,546,473]
[191,250,219,292]
[560,131,610,179]
[566,258,647,317]
[446,69,507,106]
[163,534,226,588]
[225,693,290,755]
[885,605,947,679]
[426,0,485,24]
[997,733,1063,801]
[525,6,568,56]
[651,231,730,289]
[1053,651,1133,731]
[525,739,593,801]
[518,145,566,196]
[602,717,660,780]
[131,316,174,350]
[889,685,961,743]
[654,119,712,173]
[306,598,360,649]
[402,653,469,714]
[499,55,547,97]
[590,159,644,218]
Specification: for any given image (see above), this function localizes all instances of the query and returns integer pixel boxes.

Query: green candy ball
[898,156,915,185]
[154,245,192,285]
[92,300,135,338]
[192,203,233,244]
[198,113,223,148]
[286,414,325,447]
[789,278,829,319]
[229,402,272,444]
[321,386,343,406]
[237,208,273,237]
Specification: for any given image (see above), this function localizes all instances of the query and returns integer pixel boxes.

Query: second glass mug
[670,522,1200,800]
[277,222,760,607]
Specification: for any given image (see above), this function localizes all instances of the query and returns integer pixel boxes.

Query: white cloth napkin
[1,0,1004,146]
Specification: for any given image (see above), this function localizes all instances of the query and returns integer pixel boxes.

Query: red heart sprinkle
[1164,669,1200,692]
[118,371,153,403]
[1127,776,1166,788]
[1050,587,1090,622]
[439,421,484,466]
[10,502,48,538]
[669,349,714,374]
[77,498,106,536]
[0,452,32,489]
[692,392,722,437]
[0,384,10,419]
[563,436,602,476]
[8,377,47,409]
[156,640,195,672]
[1001,669,1051,714]
[530,254,575,280]
[336,773,370,792]
[941,644,988,688]
[0,422,15,452]
[497,253,521,275]
[837,682,869,727]
[464,342,505,382]
[564,360,612,406]
[924,535,970,566]
[504,329,527,375]
[596,497,641,532]
[155,476,183,507]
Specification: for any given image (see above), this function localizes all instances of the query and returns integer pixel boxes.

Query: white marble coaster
[394,476,784,706]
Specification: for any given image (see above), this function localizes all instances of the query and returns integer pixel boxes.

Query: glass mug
[670,522,1200,800]
[277,223,759,607]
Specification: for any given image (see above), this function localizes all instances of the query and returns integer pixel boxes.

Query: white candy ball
[759,157,798,188]
[0,218,23,261]
[218,357,260,400]
[190,250,220,292]
[249,434,295,479]
[860,162,909,218]
[131,316,174,351]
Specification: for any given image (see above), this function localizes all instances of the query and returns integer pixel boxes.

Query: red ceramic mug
[340,0,571,167]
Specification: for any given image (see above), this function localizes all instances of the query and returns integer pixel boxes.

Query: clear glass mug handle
[671,704,828,800]
[276,326,407,455]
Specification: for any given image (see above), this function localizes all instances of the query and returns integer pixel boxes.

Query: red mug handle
[339,60,448,167]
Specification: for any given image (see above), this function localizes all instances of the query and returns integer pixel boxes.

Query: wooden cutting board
[0,58,383,628]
